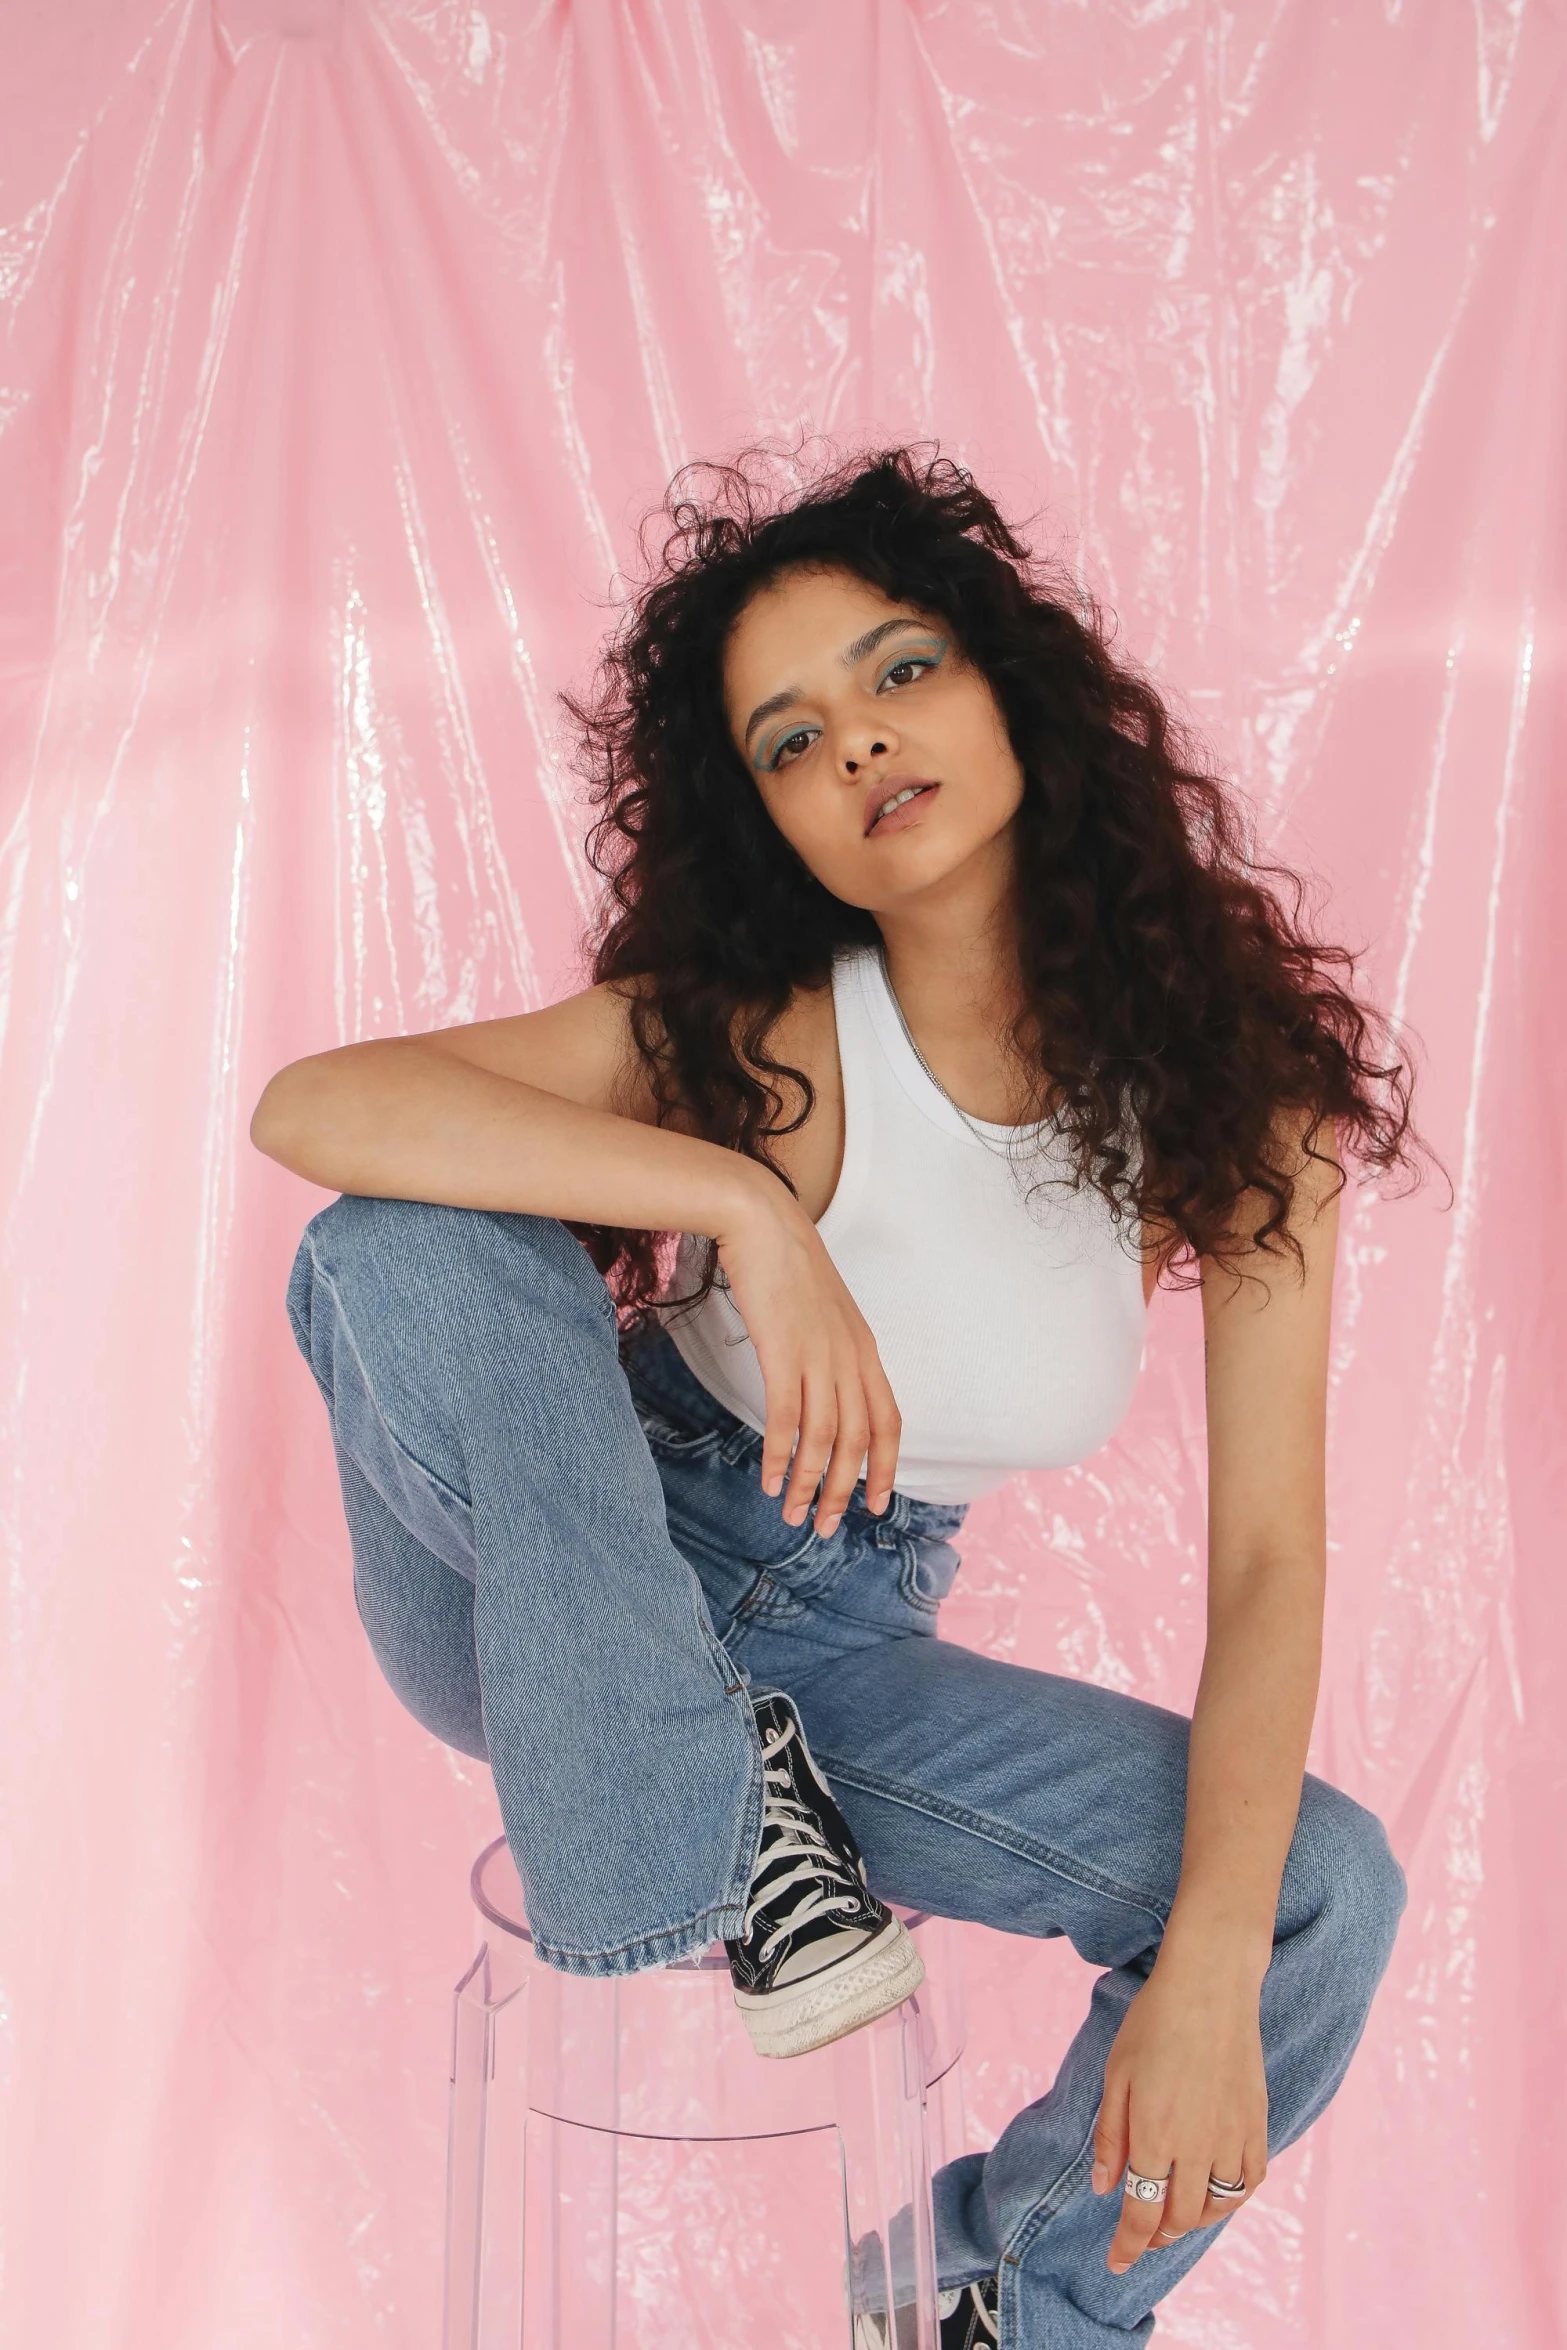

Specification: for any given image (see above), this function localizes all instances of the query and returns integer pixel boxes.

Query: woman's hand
[714,1177,901,1536]
[1090,1945,1270,2272]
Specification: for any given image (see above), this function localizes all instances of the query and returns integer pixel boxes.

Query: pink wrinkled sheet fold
[1,4,1562,2345]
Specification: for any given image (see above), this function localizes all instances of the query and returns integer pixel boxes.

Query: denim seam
[813,1751,1170,1926]
[383,1423,473,1516]
[939,2267,1005,2297]
[1000,2123,1101,2272]
[593,1265,620,1329]
[306,1251,475,1513]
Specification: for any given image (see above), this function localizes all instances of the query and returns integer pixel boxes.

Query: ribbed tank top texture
[661,946,1149,1506]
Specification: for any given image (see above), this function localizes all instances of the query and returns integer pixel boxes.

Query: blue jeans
[286,1197,1406,2350]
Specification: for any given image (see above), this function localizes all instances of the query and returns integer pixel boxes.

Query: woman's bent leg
[333,1443,488,1761]
[286,1193,763,1975]
[770,1635,1406,2350]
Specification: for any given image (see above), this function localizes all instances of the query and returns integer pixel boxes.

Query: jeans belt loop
[720,1423,759,1470]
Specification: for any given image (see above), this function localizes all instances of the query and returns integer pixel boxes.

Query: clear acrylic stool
[443,1836,968,2349]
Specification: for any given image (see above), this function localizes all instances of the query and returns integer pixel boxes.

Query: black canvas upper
[725,1690,890,1996]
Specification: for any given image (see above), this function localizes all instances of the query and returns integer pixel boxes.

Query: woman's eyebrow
[840,615,931,666]
[742,617,934,747]
[743,686,802,748]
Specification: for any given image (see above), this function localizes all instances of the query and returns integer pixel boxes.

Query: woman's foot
[726,1690,924,2057]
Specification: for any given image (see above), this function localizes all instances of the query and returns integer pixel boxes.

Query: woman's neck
[873,836,1024,1043]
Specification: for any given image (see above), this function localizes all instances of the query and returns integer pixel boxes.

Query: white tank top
[661,945,1148,1505]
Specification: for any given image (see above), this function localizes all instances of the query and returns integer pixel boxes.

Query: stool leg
[522,1971,623,2347]
[926,2053,970,2179]
[915,1919,970,2178]
[443,1941,529,2349]
[525,2116,621,2346]
[833,1998,940,2350]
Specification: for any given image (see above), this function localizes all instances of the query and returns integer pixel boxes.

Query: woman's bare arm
[1093,1106,1342,2270]
[249,987,904,1522]
[1166,1108,1339,1971]
[249,985,766,1240]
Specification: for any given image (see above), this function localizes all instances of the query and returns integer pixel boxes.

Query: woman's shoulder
[758,972,839,1069]
[584,968,843,1139]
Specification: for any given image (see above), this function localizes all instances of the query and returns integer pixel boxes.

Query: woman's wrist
[710,1155,807,1247]
[1154,1902,1274,1991]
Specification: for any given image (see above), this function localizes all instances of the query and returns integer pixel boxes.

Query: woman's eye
[879,656,935,690]
[769,728,817,769]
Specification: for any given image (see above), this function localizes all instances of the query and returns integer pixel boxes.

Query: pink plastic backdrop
[2,3,1564,2345]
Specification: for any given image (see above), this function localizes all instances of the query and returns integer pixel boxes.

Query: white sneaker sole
[733,1916,926,2059]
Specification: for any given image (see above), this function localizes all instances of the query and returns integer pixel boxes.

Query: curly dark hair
[563,444,1430,1330]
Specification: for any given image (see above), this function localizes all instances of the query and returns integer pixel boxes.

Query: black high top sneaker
[853,2275,1000,2348]
[939,2277,1001,2347]
[726,1690,924,2058]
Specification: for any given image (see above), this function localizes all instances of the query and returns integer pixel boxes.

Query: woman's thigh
[775,1634,1188,1966]
[778,1630,1401,1979]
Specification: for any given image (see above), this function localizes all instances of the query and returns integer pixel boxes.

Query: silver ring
[1207,2173,1246,2199]
[1122,2166,1171,2204]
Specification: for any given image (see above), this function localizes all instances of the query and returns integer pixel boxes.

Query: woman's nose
[842,735,891,777]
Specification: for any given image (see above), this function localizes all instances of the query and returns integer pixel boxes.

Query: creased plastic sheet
[1,4,1563,2345]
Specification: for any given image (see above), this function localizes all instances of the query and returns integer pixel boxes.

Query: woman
[253,449,1424,2350]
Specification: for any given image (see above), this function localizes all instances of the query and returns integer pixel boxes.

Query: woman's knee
[296,1195,614,1332]
[290,1195,447,1349]
[1291,1775,1408,1979]
[302,1191,491,1281]
[288,1196,431,1378]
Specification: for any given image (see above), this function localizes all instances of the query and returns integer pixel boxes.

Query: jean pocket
[632,1400,727,1462]
[896,1529,963,1616]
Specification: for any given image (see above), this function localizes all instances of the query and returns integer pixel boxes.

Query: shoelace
[937,2282,999,2345]
[743,1715,864,1966]
[963,2280,999,2345]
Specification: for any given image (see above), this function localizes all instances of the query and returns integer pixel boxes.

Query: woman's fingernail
[1091,2164,1107,2194]
[1109,2261,1130,2277]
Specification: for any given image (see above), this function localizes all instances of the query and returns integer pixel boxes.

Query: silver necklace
[875,945,1039,1158]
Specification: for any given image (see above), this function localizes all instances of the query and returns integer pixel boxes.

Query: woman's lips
[863,775,940,836]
